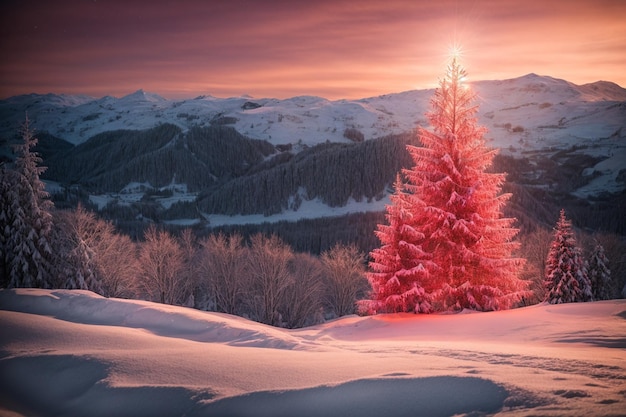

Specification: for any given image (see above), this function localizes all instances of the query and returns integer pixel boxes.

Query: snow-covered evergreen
[0,120,108,292]
[367,58,527,313]
[0,119,55,288]
[588,240,612,300]
[14,118,54,215]
[544,209,592,304]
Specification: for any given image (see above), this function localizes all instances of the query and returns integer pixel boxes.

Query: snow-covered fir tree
[366,58,526,313]
[14,118,54,216]
[1,120,107,291]
[0,119,55,288]
[544,209,592,304]
[588,240,612,300]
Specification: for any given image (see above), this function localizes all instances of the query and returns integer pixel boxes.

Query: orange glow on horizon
[1,0,625,100]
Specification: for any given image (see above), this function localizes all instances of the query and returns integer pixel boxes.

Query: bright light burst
[447,43,468,87]
[448,42,464,61]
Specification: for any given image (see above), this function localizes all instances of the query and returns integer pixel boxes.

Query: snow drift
[1,289,625,416]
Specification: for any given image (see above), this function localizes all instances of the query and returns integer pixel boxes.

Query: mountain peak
[577,80,626,101]
[119,89,165,103]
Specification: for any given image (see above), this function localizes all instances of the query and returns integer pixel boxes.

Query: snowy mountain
[2,74,624,149]
[1,74,624,236]
[1,289,625,416]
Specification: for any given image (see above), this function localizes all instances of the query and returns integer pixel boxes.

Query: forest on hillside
[1,105,624,329]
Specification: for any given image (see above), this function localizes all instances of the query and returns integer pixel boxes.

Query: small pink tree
[366,58,526,312]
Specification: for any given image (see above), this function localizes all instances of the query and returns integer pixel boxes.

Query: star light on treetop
[447,43,468,86]
[447,42,465,61]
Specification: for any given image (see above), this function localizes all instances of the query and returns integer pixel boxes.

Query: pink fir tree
[367,58,526,313]
[544,209,592,304]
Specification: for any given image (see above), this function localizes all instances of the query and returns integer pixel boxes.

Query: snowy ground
[1,289,625,416]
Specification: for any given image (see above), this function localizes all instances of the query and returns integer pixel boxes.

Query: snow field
[1,289,625,416]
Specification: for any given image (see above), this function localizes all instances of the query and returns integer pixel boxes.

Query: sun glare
[448,43,464,61]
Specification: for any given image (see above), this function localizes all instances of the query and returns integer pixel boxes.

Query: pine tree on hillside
[0,119,55,288]
[0,167,43,287]
[14,118,54,217]
[366,58,526,313]
[544,209,592,304]
[588,240,612,300]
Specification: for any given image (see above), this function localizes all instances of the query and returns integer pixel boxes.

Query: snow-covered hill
[1,74,625,222]
[1,289,625,416]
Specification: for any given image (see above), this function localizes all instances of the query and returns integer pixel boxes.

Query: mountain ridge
[1,73,624,147]
[1,74,624,245]
[4,73,625,106]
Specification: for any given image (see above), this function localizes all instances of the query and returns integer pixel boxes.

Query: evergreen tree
[588,240,612,300]
[366,58,526,312]
[0,119,55,288]
[544,209,592,304]
[14,118,53,216]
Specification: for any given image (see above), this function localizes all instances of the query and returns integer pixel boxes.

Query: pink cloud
[1,0,624,99]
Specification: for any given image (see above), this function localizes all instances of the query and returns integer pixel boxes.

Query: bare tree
[177,228,199,306]
[280,253,324,328]
[518,227,553,304]
[51,208,100,292]
[246,234,294,326]
[321,243,369,317]
[198,233,248,314]
[138,225,189,305]
[57,205,139,298]
[97,231,139,298]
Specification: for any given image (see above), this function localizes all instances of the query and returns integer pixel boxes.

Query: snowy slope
[1,289,625,416]
[2,74,623,149]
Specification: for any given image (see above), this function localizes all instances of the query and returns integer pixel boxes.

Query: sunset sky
[1,0,625,100]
